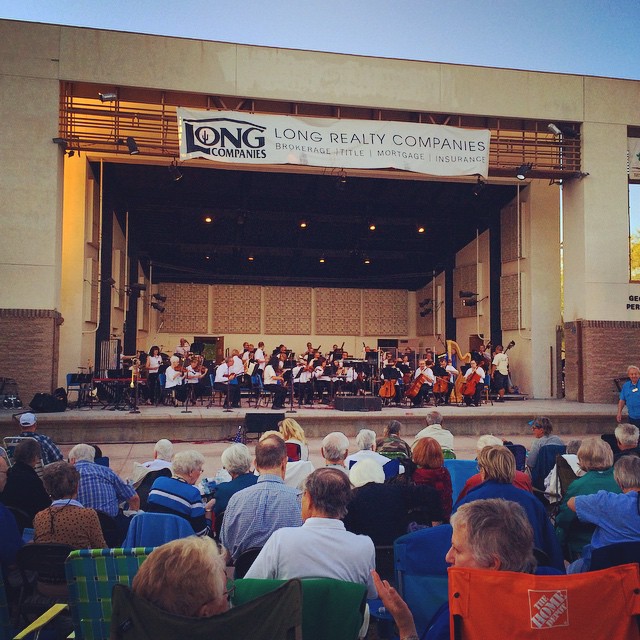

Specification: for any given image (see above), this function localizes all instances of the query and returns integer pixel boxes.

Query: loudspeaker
[29,392,66,413]
[244,412,286,434]
[334,396,382,411]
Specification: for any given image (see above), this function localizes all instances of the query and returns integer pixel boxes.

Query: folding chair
[234,547,263,579]
[233,577,366,640]
[394,524,452,637]
[123,512,195,547]
[590,541,640,570]
[3,436,45,477]
[530,444,566,492]
[505,443,527,472]
[135,467,172,511]
[111,578,303,640]
[444,459,477,503]
[450,563,640,639]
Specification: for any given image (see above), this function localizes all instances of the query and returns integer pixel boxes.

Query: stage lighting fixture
[52,138,67,151]
[472,176,486,197]
[168,159,183,182]
[126,137,139,155]
[101,277,116,287]
[151,302,165,312]
[98,92,118,102]
[547,123,562,135]
[459,290,478,299]
[129,283,146,291]
[152,293,167,303]
[516,163,533,180]
[462,299,478,307]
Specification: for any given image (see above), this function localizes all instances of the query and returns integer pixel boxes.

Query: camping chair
[449,563,640,639]
[505,443,527,472]
[123,512,195,547]
[233,577,367,640]
[394,524,452,637]
[530,444,566,492]
[110,579,303,640]
[135,467,172,511]
[234,547,263,579]
[3,436,45,477]
[590,541,640,570]
[286,442,302,462]
[444,459,477,503]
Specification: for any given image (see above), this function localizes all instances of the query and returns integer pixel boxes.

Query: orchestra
[93,336,507,410]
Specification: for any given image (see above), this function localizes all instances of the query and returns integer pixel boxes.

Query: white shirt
[245,517,376,598]
[263,365,281,386]
[345,449,393,469]
[414,367,436,384]
[165,366,183,389]
[254,348,266,369]
[445,364,458,382]
[464,366,485,381]
[492,352,509,375]
[214,363,232,384]
[413,424,455,451]
[231,356,244,375]
[146,355,162,373]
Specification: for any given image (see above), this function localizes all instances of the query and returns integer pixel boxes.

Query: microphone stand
[181,369,192,414]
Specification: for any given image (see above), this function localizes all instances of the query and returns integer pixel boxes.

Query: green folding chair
[233,577,367,640]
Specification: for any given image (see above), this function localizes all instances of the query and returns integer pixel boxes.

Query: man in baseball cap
[17,412,63,466]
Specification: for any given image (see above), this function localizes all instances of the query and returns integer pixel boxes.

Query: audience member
[213,443,258,516]
[0,438,51,520]
[413,412,454,453]
[246,468,377,598]
[278,418,309,460]
[147,450,214,536]
[345,458,444,542]
[376,420,411,459]
[132,536,229,617]
[457,435,532,501]
[373,498,541,640]
[0,456,22,572]
[131,439,174,487]
[221,435,302,562]
[33,461,106,548]
[526,416,564,470]
[258,431,315,489]
[69,443,139,533]
[566,455,640,573]
[454,446,564,570]
[321,432,350,473]
[411,437,452,520]
[616,365,640,428]
[17,412,63,466]
[345,429,393,469]
[613,423,640,461]
[544,439,584,504]
[555,438,620,560]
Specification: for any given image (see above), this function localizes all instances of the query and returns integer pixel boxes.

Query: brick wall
[564,320,640,404]
[0,309,62,405]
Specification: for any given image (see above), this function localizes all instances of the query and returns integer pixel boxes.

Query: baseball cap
[19,412,37,427]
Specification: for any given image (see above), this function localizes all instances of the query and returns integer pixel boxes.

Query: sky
[1,0,640,80]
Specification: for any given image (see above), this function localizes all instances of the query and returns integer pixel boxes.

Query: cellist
[410,359,435,407]
[462,359,486,407]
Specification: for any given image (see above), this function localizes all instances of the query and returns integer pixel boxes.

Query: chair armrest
[13,603,69,639]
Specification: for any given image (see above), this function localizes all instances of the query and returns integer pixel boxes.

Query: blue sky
[1,0,639,79]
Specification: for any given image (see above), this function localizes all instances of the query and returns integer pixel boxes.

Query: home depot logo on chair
[528,590,569,629]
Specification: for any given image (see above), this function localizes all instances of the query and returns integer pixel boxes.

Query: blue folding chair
[444,459,478,503]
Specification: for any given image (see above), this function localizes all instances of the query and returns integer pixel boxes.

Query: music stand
[181,373,192,414]
[128,374,140,415]
[223,383,232,413]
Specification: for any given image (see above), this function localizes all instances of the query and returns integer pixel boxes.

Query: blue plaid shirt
[221,474,302,561]
[20,432,63,466]
[75,460,136,517]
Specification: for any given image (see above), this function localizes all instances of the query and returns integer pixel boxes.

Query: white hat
[19,412,37,427]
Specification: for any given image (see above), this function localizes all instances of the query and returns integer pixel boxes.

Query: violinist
[462,359,486,407]
[166,355,188,403]
[292,358,314,406]
[313,356,331,403]
[174,338,191,359]
[214,356,241,408]
[254,341,267,375]
[186,355,208,401]
[409,360,435,407]
[264,355,287,409]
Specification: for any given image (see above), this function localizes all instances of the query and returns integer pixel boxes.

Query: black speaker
[244,412,285,434]
[334,396,382,411]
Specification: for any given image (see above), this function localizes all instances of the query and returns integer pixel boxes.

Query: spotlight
[419,309,431,317]
[98,92,118,102]
[462,299,478,307]
[168,159,183,182]
[299,221,307,229]
[151,302,165,312]
[126,137,139,155]
[248,255,255,262]
[516,163,533,180]
[459,290,478,298]
[129,283,146,291]
[152,293,167,303]
[363,258,371,265]
[547,123,562,136]
[368,223,376,232]
[319,257,326,264]
[336,171,348,191]
[419,299,432,307]
[417,226,426,234]
[52,137,67,151]
[472,176,486,197]
[204,216,213,223]
[101,277,116,287]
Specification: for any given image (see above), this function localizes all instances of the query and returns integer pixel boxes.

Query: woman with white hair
[213,444,258,516]
[345,429,391,469]
[165,355,187,403]
[147,450,214,535]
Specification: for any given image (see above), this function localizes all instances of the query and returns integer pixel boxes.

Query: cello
[379,378,397,400]
[405,373,427,399]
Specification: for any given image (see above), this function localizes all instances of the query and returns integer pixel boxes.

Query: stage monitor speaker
[334,396,382,412]
[244,412,285,434]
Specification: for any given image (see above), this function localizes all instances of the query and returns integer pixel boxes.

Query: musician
[293,358,314,406]
[313,356,332,403]
[445,358,458,406]
[491,345,509,403]
[254,341,267,374]
[432,357,450,406]
[186,355,208,401]
[175,338,190,359]
[263,356,287,409]
[462,359,486,407]
[410,360,435,407]
[166,355,188,403]
[146,345,163,405]
[380,356,403,404]
[214,356,241,408]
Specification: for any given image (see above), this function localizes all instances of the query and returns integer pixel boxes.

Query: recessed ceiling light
[418,226,425,234]
[364,258,371,265]
[204,216,212,223]
[319,257,325,263]
[248,255,255,262]
[300,221,307,228]
[369,223,376,231]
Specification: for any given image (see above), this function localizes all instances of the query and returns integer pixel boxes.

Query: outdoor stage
[0,397,619,446]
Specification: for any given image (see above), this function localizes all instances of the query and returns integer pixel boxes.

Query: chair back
[123,512,195,548]
[0,567,11,639]
[442,448,457,460]
[234,547,263,579]
[17,543,73,585]
[96,510,124,548]
[590,541,640,571]
[382,457,401,480]
[135,468,172,511]
[394,524,452,637]
[6,505,32,534]
[449,563,640,639]
[65,547,154,640]
[531,444,566,491]
[444,459,477,503]
[285,442,302,462]
[601,432,621,456]
[505,443,527,472]
[233,578,366,640]
[555,455,578,498]
[111,579,303,640]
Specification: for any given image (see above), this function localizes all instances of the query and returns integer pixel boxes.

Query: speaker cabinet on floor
[244,412,286,434]
[334,396,382,411]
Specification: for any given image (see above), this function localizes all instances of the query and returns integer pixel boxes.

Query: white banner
[629,138,640,180]
[177,108,491,178]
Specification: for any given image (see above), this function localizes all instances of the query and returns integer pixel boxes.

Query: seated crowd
[1,412,639,638]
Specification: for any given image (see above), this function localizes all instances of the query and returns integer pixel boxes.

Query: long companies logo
[182,116,267,159]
